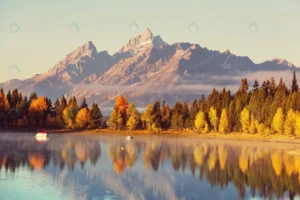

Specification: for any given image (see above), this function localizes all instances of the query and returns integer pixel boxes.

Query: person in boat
[38,129,47,134]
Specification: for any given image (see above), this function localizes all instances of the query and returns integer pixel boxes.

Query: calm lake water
[1,132,300,200]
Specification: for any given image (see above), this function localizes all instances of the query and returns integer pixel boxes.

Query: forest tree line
[0,71,300,134]
[0,89,102,129]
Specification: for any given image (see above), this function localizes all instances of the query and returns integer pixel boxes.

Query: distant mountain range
[1,28,299,107]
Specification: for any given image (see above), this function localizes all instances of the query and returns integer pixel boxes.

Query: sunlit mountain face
[1,133,300,200]
[1,28,299,107]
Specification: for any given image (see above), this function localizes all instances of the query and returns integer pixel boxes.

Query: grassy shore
[2,127,300,144]
[50,128,300,144]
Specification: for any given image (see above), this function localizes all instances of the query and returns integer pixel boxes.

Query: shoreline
[54,129,300,144]
[2,128,300,144]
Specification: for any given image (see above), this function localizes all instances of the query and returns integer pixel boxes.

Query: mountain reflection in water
[1,133,300,200]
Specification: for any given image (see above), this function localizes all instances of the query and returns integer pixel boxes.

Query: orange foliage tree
[28,96,48,127]
[115,96,128,123]
[0,91,10,123]
[115,96,129,114]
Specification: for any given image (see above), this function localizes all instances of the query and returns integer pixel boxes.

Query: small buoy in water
[126,136,133,140]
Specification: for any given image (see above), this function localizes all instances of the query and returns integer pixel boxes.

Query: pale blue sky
[1,0,299,82]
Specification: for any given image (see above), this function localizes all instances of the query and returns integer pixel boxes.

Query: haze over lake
[1,132,300,200]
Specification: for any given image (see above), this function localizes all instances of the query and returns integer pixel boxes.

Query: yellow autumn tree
[63,107,71,128]
[107,109,119,130]
[249,114,256,134]
[219,109,229,133]
[272,107,284,134]
[203,123,209,133]
[126,109,140,130]
[141,104,153,130]
[284,109,296,135]
[208,107,218,132]
[195,111,207,133]
[296,114,300,136]
[126,103,141,130]
[76,108,90,128]
[240,107,250,133]
[63,107,77,129]
[257,123,265,135]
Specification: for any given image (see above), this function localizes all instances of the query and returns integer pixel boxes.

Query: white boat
[126,136,133,140]
[36,129,48,140]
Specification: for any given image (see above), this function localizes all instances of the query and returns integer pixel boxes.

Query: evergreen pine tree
[170,102,184,130]
[80,98,88,109]
[252,79,259,92]
[107,109,120,130]
[152,101,162,129]
[161,104,171,129]
[199,95,207,112]
[292,71,298,93]
[239,78,249,93]
[60,95,67,110]
[89,103,103,128]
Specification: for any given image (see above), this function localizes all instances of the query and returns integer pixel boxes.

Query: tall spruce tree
[253,79,259,92]
[152,101,162,129]
[89,103,103,128]
[80,98,88,109]
[292,71,298,93]
[171,102,183,130]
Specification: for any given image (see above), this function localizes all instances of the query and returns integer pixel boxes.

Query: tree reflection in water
[1,138,300,199]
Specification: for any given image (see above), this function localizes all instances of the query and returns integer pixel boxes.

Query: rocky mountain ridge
[1,29,299,107]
